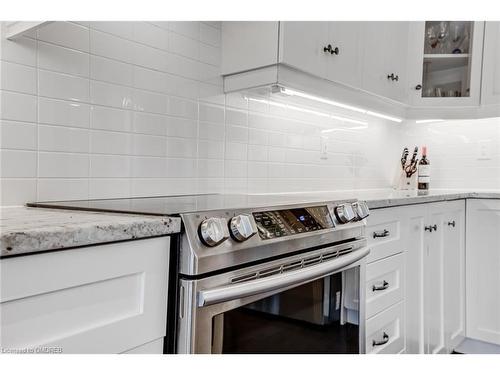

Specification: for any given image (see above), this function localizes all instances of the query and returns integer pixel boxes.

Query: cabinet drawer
[366,254,404,318]
[366,207,405,263]
[366,301,405,354]
[0,237,170,354]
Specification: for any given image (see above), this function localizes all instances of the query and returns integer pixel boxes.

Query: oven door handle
[197,246,370,307]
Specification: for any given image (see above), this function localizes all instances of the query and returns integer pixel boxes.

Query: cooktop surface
[27,193,346,216]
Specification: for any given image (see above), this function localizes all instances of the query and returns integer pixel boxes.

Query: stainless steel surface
[177,241,368,353]
[353,201,370,220]
[180,199,365,276]
[198,245,370,307]
[199,217,229,247]
[229,214,257,242]
[334,203,356,223]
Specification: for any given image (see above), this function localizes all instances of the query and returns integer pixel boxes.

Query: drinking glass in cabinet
[421,21,473,98]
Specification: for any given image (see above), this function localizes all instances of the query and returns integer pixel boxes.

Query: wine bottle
[418,146,430,190]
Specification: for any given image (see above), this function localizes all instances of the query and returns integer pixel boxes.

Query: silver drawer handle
[372,280,389,292]
[372,332,389,347]
[373,229,390,239]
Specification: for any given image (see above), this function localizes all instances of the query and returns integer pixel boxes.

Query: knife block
[394,170,418,190]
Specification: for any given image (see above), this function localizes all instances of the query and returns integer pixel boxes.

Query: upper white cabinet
[407,21,485,107]
[481,22,500,106]
[361,22,410,102]
[466,199,500,345]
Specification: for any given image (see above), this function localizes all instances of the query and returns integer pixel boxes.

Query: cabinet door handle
[387,73,399,82]
[372,332,390,347]
[372,280,389,292]
[415,84,422,90]
[425,224,438,232]
[373,229,390,238]
[323,44,339,55]
[447,221,456,227]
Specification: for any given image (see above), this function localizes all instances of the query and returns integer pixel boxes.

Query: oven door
[177,243,369,354]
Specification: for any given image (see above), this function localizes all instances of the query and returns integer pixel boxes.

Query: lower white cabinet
[0,237,170,354]
[466,199,500,345]
[366,200,465,354]
[366,302,405,354]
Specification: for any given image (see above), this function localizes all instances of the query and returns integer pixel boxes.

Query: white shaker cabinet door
[466,199,500,345]
[0,237,170,354]
[279,21,329,79]
[481,22,500,106]
[442,201,466,352]
[424,203,446,354]
[325,22,363,88]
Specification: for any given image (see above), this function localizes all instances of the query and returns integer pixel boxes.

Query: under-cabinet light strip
[278,87,403,123]
[245,97,368,126]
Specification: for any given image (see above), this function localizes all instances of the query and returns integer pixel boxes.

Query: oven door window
[211,268,360,354]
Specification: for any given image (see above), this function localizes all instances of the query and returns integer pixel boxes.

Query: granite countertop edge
[1,207,181,258]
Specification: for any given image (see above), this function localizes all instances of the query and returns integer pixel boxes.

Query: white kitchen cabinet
[0,237,170,354]
[466,199,500,345]
[367,200,465,354]
[361,22,410,102]
[481,22,500,106]
[407,21,485,107]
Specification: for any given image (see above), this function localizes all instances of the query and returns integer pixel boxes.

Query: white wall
[0,21,401,206]
[401,118,500,190]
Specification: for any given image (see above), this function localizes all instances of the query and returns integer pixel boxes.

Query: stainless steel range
[29,193,371,354]
[177,199,370,354]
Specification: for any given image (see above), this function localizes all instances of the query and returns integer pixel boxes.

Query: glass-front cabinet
[408,21,485,107]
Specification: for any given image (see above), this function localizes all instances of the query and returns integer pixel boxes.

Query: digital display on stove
[253,205,335,240]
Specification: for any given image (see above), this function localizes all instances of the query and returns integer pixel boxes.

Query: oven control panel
[252,205,335,240]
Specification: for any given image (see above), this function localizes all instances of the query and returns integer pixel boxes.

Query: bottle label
[418,176,430,183]
[418,165,430,177]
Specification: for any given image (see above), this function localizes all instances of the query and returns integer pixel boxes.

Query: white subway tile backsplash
[90,130,132,155]
[37,179,89,201]
[133,112,167,136]
[0,121,36,150]
[132,134,167,157]
[90,80,133,109]
[38,41,89,77]
[0,150,37,177]
[1,61,37,94]
[91,105,132,132]
[1,179,37,205]
[0,35,37,66]
[38,22,89,52]
[0,91,37,122]
[88,22,134,40]
[38,152,89,178]
[38,70,89,102]
[39,98,90,128]
[133,89,167,114]
[39,125,89,153]
[199,23,221,47]
[90,29,134,63]
[166,137,197,158]
[169,22,199,40]
[90,55,134,86]
[90,155,131,178]
[133,22,169,50]
[7,20,479,206]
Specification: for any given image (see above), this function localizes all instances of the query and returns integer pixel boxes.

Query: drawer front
[366,207,406,263]
[366,254,404,318]
[0,237,170,354]
[366,301,405,354]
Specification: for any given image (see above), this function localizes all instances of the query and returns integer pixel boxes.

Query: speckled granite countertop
[0,206,181,257]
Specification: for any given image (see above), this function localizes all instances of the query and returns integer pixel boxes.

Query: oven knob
[353,200,370,220]
[199,218,229,247]
[229,214,257,242]
[334,203,356,224]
